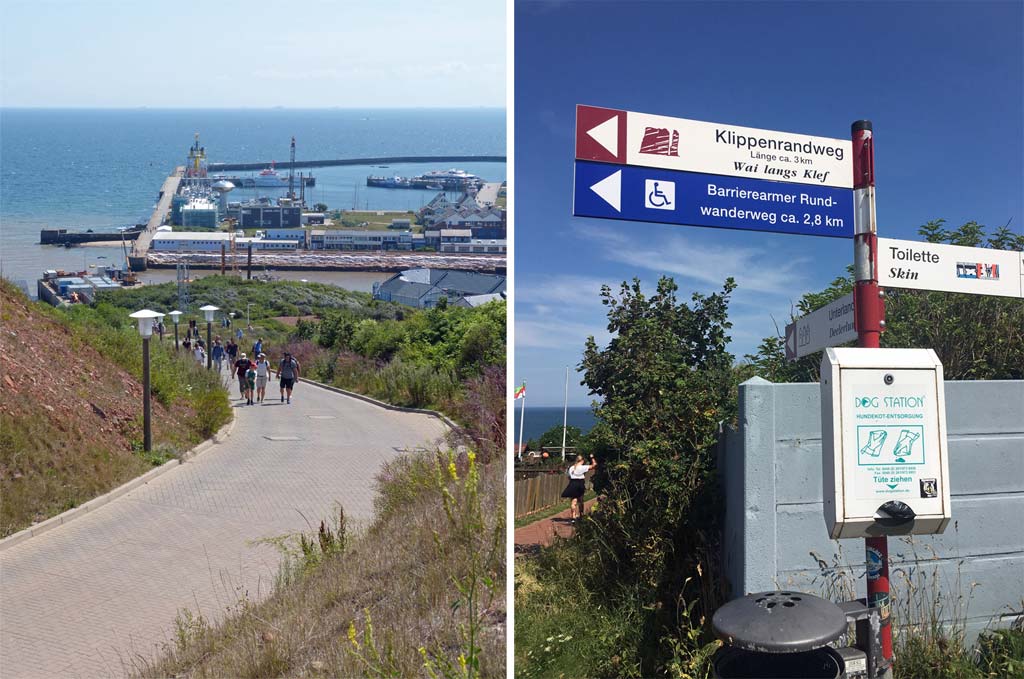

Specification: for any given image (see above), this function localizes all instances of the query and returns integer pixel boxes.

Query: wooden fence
[514,469,593,519]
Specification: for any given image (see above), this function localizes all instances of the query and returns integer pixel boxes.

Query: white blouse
[568,464,591,480]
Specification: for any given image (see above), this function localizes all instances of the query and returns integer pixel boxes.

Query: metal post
[173,323,179,351]
[142,336,152,452]
[206,321,212,369]
[852,120,892,676]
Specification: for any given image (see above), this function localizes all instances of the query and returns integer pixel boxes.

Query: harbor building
[373,268,506,309]
[308,230,414,251]
[151,232,298,252]
[439,238,506,254]
[264,228,308,248]
[235,201,302,229]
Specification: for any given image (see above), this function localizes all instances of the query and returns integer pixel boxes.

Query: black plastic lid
[712,591,848,653]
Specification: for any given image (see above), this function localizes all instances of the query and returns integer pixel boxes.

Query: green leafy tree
[746,220,1024,382]
[534,424,583,457]
[577,276,737,673]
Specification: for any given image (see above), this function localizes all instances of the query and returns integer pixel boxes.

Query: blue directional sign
[573,160,854,238]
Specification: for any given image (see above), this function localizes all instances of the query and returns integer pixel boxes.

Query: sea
[515,406,598,442]
[0,108,506,292]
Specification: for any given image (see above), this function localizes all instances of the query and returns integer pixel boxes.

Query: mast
[561,366,569,460]
[288,136,296,200]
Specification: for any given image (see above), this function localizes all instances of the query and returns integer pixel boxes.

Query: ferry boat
[253,162,289,187]
[366,168,484,191]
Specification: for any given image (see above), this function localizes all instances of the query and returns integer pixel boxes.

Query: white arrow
[590,170,621,212]
[586,116,619,157]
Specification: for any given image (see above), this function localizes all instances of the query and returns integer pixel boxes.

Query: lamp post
[246,303,254,330]
[200,305,219,370]
[169,310,182,351]
[129,309,164,453]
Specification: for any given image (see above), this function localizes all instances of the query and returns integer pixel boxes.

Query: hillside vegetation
[0,280,231,537]
[135,450,505,678]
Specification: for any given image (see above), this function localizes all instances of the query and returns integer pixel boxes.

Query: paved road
[0,378,447,678]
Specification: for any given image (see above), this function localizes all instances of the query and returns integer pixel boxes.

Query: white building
[150,231,298,252]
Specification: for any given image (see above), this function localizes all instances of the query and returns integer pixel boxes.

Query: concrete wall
[722,377,1024,640]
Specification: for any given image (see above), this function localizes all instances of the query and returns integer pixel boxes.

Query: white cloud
[516,318,610,350]
[580,224,812,296]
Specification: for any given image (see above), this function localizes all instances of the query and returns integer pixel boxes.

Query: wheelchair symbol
[644,179,675,211]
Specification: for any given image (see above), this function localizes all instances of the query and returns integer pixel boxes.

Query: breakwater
[146,251,506,273]
[208,155,506,172]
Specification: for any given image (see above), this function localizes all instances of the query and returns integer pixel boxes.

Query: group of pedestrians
[219,337,301,407]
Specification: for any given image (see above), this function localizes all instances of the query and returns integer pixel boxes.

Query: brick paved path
[514,499,598,552]
[0,380,447,678]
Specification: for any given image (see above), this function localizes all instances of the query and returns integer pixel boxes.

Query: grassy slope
[135,452,505,679]
[0,280,230,537]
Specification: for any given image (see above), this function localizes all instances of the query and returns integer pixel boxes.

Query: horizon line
[0,105,506,111]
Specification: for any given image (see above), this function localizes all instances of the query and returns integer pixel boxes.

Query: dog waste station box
[820,348,952,539]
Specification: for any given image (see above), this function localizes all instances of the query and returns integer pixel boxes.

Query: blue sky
[0,0,504,107]
[514,0,1023,406]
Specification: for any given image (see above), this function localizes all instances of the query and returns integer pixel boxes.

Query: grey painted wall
[722,378,1024,641]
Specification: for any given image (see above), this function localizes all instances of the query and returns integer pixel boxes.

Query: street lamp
[168,310,183,351]
[246,303,254,329]
[129,309,164,453]
[200,305,219,370]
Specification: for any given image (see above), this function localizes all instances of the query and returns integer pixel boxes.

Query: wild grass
[132,450,505,678]
[808,535,1024,679]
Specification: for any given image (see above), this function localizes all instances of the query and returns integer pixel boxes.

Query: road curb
[0,407,237,553]
[302,378,457,430]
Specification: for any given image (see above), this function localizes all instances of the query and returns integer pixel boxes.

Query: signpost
[576,104,853,188]
[877,237,1023,298]
[572,105,1018,678]
[573,161,854,238]
[784,292,856,360]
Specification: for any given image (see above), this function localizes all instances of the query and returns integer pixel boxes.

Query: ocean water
[515,406,598,442]
[0,108,505,287]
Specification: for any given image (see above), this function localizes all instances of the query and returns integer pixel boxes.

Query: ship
[366,168,484,191]
[252,162,289,187]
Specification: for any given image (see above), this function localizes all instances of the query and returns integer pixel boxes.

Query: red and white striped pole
[852,120,893,673]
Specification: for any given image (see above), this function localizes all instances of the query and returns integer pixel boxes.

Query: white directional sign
[878,238,1024,298]
[576,104,853,189]
[785,292,857,361]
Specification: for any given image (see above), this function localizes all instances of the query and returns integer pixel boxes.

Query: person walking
[561,455,597,522]
[211,339,225,373]
[252,337,263,358]
[193,340,207,366]
[182,335,192,353]
[234,352,252,400]
[244,361,257,406]
[226,338,238,367]
[254,353,271,403]
[276,351,300,404]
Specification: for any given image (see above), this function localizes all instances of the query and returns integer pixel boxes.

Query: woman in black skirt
[561,454,597,522]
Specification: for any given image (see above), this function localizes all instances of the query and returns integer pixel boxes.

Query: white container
[820,348,952,539]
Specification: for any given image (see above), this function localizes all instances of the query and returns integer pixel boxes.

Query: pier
[207,155,506,172]
[128,167,183,271]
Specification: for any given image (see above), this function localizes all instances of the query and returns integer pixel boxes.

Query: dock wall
[208,155,506,172]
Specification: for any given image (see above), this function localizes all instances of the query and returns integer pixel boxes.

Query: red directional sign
[575,105,626,164]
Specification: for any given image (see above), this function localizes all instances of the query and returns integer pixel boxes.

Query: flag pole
[561,366,569,461]
[517,382,526,458]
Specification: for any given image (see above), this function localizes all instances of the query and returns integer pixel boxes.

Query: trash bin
[712,591,849,679]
